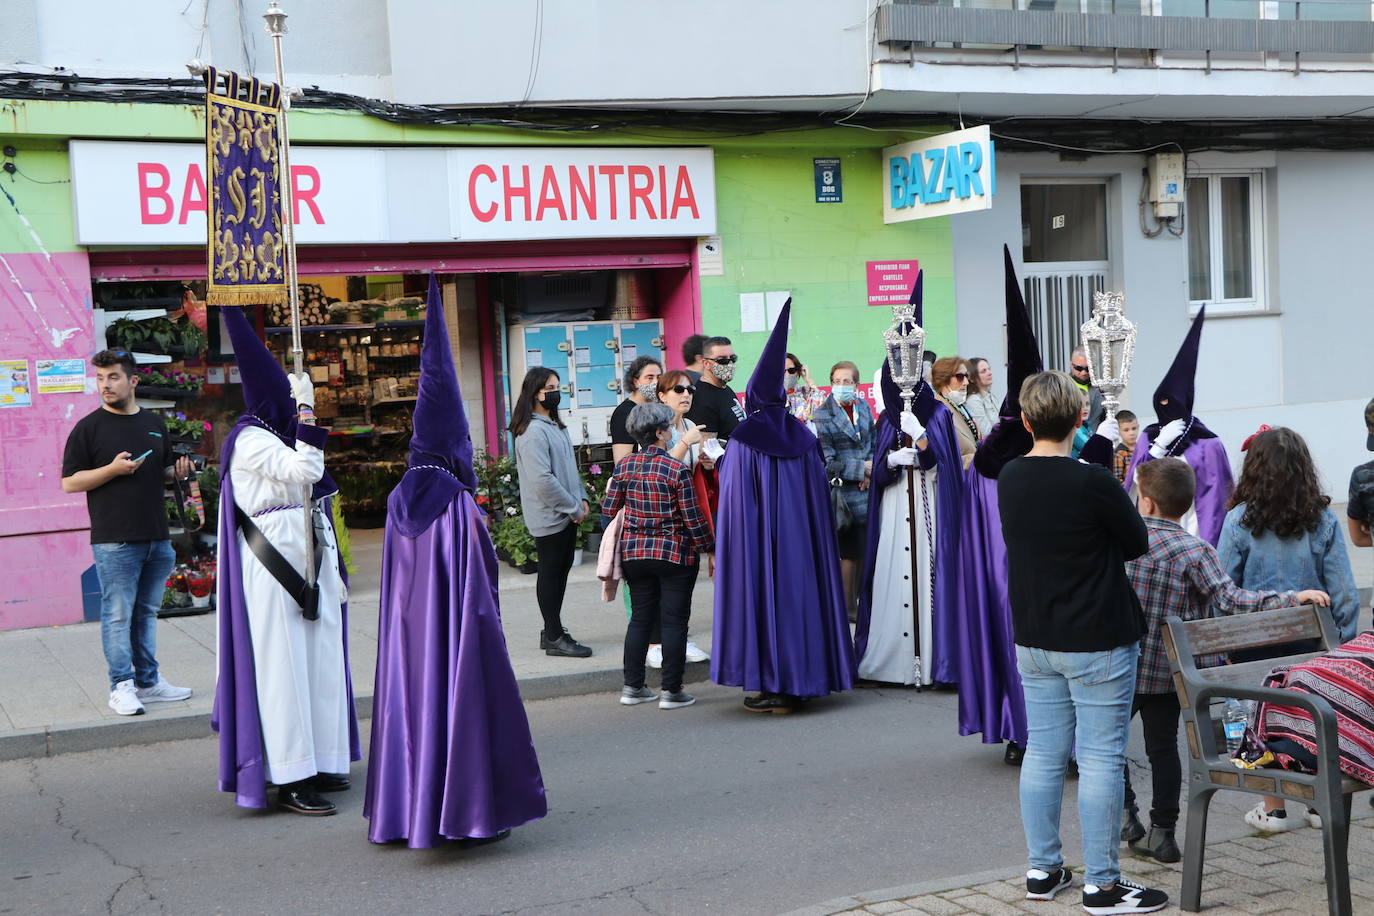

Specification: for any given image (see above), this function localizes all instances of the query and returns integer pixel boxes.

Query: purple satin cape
[363,480,547,846]
[211,422,361,809]
[1122,432,1233,546]
[710,437,857,697]
[854,405,965,683]
[952,467,1027,745]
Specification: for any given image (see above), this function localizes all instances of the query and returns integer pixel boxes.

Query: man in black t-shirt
[61,349,194,717]
[685,336,745,441]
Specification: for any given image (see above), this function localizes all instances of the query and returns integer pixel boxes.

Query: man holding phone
[61,349,194,716]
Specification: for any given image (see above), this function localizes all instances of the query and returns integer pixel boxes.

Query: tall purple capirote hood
[911,269,924,325]
[999,244,1044,418]
[1152,304,1206,425]
[409,274,478,490]
[744,298,792,413]
[222,304,295,435]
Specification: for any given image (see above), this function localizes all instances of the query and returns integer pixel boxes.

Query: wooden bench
[1164,603,1360,916]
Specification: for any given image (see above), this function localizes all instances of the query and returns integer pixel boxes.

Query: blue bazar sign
[882,125,996,222]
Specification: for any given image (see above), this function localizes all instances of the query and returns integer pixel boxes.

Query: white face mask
[945,389,967,407]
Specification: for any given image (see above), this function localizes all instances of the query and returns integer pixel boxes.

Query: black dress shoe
[311,773,351,793]
[1004,742,1025,766]
[544,631,592,658]
[1136,825,1181,863]
[743,693,796,715]
[1121,806,1146,844]
[277,782,337,816]
[456,829,511,849]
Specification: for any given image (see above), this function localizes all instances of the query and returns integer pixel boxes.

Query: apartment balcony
[871,0,1374,118]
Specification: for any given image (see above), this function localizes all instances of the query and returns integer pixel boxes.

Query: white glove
[899,411,926,442]
[288,371,315,410]
[1149,418,1187,458]
[1095,417,1120,446]
[887,447,918,469]
[702,437,726,461]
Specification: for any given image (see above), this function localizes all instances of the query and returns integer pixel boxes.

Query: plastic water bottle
[1223,698,1249,757]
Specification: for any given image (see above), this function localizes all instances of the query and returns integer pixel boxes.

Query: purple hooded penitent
[953,246,1040,747]
[1122,305,1232,545]
[854,271,966,684]
[363,275,546,847]
[211,305,360,808]
[710,299,857,697]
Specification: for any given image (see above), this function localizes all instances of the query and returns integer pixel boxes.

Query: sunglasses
[669,384,696,395]
[706,355,738,365]
[785,367,800,375]
[1071,364,1090,372]
[953,372,968,381]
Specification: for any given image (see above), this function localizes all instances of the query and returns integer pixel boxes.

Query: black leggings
[623,558,699,694]
[534,522,577,638]
[1122,692,1183,829]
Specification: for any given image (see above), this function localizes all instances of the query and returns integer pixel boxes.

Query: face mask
[945,389,967,407]
[784,375,800,392]
[709,362,735,383]
[541,390,561,410]
[668,426,682,449]
[637,383,658,400]
[832,385,856,404]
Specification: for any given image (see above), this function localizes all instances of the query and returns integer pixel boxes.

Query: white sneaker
[1244,801,1298,832]
[646,645,663,669]
[1305,808,1322,829]
[108,680,145,716]
[135,677,193,703]
[685,640,710,663]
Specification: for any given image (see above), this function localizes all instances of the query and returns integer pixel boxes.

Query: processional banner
[203,67,287,306]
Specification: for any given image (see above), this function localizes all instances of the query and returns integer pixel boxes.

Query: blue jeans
[92,540,174,690]
[1016,643,1139,888]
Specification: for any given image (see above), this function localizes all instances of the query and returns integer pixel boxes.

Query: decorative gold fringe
[206,287,288,307]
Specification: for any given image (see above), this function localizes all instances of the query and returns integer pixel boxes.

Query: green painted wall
[704,144,955,385]
[0,139,80,255]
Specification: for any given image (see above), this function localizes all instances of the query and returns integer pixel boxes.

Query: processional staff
[1080,289,1137,425]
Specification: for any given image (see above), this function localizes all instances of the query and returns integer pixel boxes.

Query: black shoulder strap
[232,505,321,621]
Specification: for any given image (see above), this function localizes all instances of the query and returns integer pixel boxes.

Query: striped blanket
[1258,630,1374,787]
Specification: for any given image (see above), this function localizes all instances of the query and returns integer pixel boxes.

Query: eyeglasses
[669,384,696,395]
[785,367,800,375]
[953,372,968,381]
[1071,364,1090,372]
[705,355,738,365]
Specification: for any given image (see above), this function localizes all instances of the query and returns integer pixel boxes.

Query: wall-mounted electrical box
[1147,152,1185,219]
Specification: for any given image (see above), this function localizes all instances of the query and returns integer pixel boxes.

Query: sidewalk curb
[774,865,1024,916]
[0,661,711,763]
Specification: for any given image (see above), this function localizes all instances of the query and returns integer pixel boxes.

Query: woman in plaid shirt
[603,403,715,710]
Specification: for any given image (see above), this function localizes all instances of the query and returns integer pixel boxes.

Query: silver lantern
[1079,289,1136,423]
[883,300,926,417]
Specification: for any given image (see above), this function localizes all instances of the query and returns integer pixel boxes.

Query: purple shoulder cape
[854,405,965,683]
[211,421,361,809]
[1123,431,1233,546]
[364,477,547,845]
[710,428,857,697]
[952,466,1027,745]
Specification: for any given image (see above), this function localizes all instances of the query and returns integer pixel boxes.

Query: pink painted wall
[0,250,99,630]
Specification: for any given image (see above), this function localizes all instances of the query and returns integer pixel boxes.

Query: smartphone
[133,449,153,463]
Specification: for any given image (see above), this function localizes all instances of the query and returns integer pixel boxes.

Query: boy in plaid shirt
[1121,458,1331,862]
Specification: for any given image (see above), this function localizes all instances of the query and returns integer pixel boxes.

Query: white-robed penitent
[227,426,351,785]
[861,468,939,686]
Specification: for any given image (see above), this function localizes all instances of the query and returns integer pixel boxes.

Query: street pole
[263,0,316,592]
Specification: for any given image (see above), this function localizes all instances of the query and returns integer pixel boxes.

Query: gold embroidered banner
[204,68,287,306]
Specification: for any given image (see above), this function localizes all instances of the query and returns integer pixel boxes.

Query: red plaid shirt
[1127,516,1297,694]
[603,447,714,565]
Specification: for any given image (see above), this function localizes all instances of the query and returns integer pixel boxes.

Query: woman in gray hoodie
[511,368,592,658]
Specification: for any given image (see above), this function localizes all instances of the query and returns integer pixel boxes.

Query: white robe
[859,465,938,686]
[227,426,351,785]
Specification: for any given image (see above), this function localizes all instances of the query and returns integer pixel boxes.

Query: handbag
[830,476,853,534]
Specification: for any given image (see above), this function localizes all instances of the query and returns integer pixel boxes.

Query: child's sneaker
[1244,801,1298,832]
[1025,866,1073,901]
[1082,877,1168,914]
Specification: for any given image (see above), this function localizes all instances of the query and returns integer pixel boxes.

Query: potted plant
[137,367,204,399]
[577,461,610,555]
[163,412,211,448]
[491,510,538,573]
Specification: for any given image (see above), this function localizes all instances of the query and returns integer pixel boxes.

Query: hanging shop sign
[882,126,996,223]
[68,142,716,245]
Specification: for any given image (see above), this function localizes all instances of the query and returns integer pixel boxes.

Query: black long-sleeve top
[998,456,1150,652]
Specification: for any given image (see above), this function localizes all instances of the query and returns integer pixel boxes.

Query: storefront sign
[814,158,842,203]
[69,142,716,245]
[866,260,920,308]
[882,126,996,223]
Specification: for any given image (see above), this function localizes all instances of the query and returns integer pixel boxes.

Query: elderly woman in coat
[813,360,875,621]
